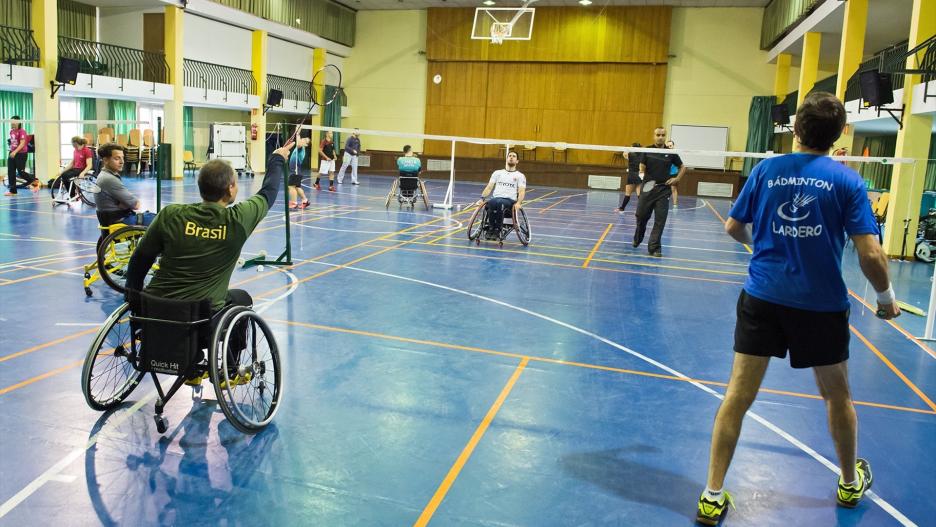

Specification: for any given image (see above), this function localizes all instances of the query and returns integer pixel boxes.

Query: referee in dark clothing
[632,127,685,257]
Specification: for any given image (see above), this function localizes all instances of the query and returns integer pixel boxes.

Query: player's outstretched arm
[258,144,293,208]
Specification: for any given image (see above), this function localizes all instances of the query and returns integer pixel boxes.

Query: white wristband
[876,285,895,305]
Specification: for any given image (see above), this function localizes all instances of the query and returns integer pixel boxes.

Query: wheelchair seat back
[399,172,420,196]
[128,290,212,376]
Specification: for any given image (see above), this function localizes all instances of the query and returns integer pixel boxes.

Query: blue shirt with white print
[729,153,878,312]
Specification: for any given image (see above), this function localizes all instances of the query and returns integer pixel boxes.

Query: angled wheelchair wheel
[467,205,486,242]
[81,303,145,411]
[97,225,147,294]
[385,179,398,209]
[419,180,431,210]
[209,307,283,434]
[76,175,99,207]
[514,208,531,246]
[49,176,73,205]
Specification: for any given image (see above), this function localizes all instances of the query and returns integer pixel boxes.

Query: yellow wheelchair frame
[83,223,157,297]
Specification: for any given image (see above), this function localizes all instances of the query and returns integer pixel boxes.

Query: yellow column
[773,53,792,99]
[164,6,185,179]
[31,0,60,182]
[797,32,821,107]
[312,48,326,132]
[250,30,268,173]
[883,0,935,258]
[833,0,867,153]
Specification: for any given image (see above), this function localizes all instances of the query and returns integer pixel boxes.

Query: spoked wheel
[81,303,144,411]
[514,208,531,246]
[76,174,99,207]
[97,225,147,294]
[917,241,934,263]
[49,176,71,205]
[385,180,398,209]
[467,205,486,242]
[419,180,431,209]
[209,307,283,434]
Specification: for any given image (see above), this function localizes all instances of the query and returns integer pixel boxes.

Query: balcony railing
[0,24,39,67]
[267,74,312,106]
[844,41,908,102]
[58,36,168,84]
[184,59,257,101]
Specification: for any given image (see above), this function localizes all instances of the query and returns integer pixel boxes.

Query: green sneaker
[837,458,873,508]
[696,490,733,525]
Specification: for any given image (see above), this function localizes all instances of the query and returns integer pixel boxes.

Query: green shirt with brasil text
[139,195,269,310]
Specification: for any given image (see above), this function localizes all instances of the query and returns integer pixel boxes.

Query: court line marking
[704,200,752,253]
[539,195,574,213]
[315,263,919,526]
[851,325,936,412]
[413,357,528,527]
[269,318,933,416]
[848,290,936,359]
[582,223,613,269]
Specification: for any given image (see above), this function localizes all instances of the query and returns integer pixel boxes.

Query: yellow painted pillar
[312,48,326,134]
[833,0,867,153]
[31,0,60,182]
[773,53,792,99]
[164,6,185,179]
[883,0,935,258]
[797,32,821,107]
[250,30,268,173]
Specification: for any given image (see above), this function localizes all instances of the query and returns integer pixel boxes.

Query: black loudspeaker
[771,104,790,125]
[55,57,80,85]
[266,89,283,107]
[859,69,894,107]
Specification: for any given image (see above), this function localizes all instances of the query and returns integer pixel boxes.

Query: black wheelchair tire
[514,208,531,246]
[467,206,486,242]
[81,303,145,411]
[97,225,147,294]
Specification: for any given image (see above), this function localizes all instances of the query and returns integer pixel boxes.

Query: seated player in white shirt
[475,151,527,235]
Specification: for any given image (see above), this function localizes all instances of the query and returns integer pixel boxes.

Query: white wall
[268,37,314,79]
[98,7,144,50]
[184,13,252,69]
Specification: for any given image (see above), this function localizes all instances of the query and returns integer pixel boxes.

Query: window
[59,98,81,164]
[138,104,164,135]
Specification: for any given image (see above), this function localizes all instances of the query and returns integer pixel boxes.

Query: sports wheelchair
[50,172,98,207]
[84,221,157,297]
[466,201,531,247]
[81,290,282,434]
[385,171,430,209]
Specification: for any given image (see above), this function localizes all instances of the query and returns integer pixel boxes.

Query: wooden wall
[424,7,671,166]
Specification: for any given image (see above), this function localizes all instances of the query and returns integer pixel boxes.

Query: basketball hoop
[490,22,511,45]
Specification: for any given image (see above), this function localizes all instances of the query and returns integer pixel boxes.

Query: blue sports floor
[0,172,934,526]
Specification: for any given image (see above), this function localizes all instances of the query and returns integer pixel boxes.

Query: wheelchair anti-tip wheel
[81,303,145,411]
[97,225,147,294]
[209,306,283,434]
[514,208,531,246]
[467,206,486,243]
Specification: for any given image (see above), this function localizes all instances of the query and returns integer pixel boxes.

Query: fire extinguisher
[250,123,258,141]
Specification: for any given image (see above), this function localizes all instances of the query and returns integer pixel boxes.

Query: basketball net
[490,22,511,45]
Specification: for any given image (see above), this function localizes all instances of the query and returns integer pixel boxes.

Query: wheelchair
[81,290,283,435]
[466,201,531,247]
[385,171,430,210]
[50,172,99,207]
[83,221,158,297]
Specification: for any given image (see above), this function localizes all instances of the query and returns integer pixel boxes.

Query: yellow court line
[850,324,936,412]
[253,209,364,234]
[704,200,752,253]
[539,194,574,213]
[0,359,85,396]
[268,319,934,416]
[0,264,87,287]
[524,241,750,269]
[0,328,99,363]
[583,223,613,269]
[848,289,936,359]
[413,357,529,527]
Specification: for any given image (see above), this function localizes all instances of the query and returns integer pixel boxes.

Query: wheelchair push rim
[467,205,485,241]
[209,307,283,434]
[81,302,145,411]
[514,208,531,246]
[97,225,148,294]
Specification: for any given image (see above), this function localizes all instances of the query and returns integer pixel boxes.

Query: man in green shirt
[125,143,293,311]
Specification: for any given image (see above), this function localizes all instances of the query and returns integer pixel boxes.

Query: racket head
[641,179,656,193]
[310,64,343,107]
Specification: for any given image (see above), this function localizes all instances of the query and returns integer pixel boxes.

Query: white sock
[704,487,723,500]
[842,478,859,487]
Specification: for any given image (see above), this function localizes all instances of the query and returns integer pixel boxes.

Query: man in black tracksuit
[633,127,685,257]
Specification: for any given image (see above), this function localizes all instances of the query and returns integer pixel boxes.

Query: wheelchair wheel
[209,307,283,434]
[97,225,147,294]
[81,303,145,411]
[76,175,99,207]
[514,208,531,246]
[419,180,431,210]
[467,205,486,242]
[49,176,71,205]
[385,180,398,209]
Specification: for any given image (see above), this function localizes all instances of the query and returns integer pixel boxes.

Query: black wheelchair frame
[385,171,430,210]
[467,202,531,247]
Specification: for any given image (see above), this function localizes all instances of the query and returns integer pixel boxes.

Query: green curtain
[1,0,31,29]
[0,90,33,168]
[107,100,136,136]
[761,0,823,49]
[322,85,344,147]
[213,0,355,46]
[79,97,96,135]
[183,106,194,154]
[58,0,95,41]
[742,96,776,177]
[858,135,897,190]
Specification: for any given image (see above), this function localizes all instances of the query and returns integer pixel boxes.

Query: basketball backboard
[471,8,535,43]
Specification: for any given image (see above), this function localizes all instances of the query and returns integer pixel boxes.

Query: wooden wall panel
[427,7,671,63]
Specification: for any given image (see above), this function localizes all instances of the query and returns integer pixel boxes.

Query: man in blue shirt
[695,92,900,526]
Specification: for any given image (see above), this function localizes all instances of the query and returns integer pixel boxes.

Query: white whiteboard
[670,124,729,170]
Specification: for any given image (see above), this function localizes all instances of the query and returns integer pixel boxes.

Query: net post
[433,139,456,210]
[156,116,162,212]
[925,262,936,341]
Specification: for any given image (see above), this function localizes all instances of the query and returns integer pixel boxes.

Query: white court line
[54,323,101,327]
[298,260,918,527]
[0,266,299,518]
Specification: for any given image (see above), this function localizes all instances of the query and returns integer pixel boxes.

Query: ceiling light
[579,0,592,5]
[483,0,496,6]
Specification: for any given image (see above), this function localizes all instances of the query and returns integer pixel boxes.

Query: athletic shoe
[288,201,297,210]
[328,185,336,192]
[300,200,310,209]
[650,251,663,257]
[696,490,733,526]
[314,183,321,191]
[352,181,359,185]
[3,191,14,196]
[837,458,873,508]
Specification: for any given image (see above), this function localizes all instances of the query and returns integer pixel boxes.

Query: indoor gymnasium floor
[0,172,933,526]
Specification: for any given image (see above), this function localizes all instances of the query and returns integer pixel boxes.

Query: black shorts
[288,174,303,187]
[734,290,850,368]
[626,172,641,185]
